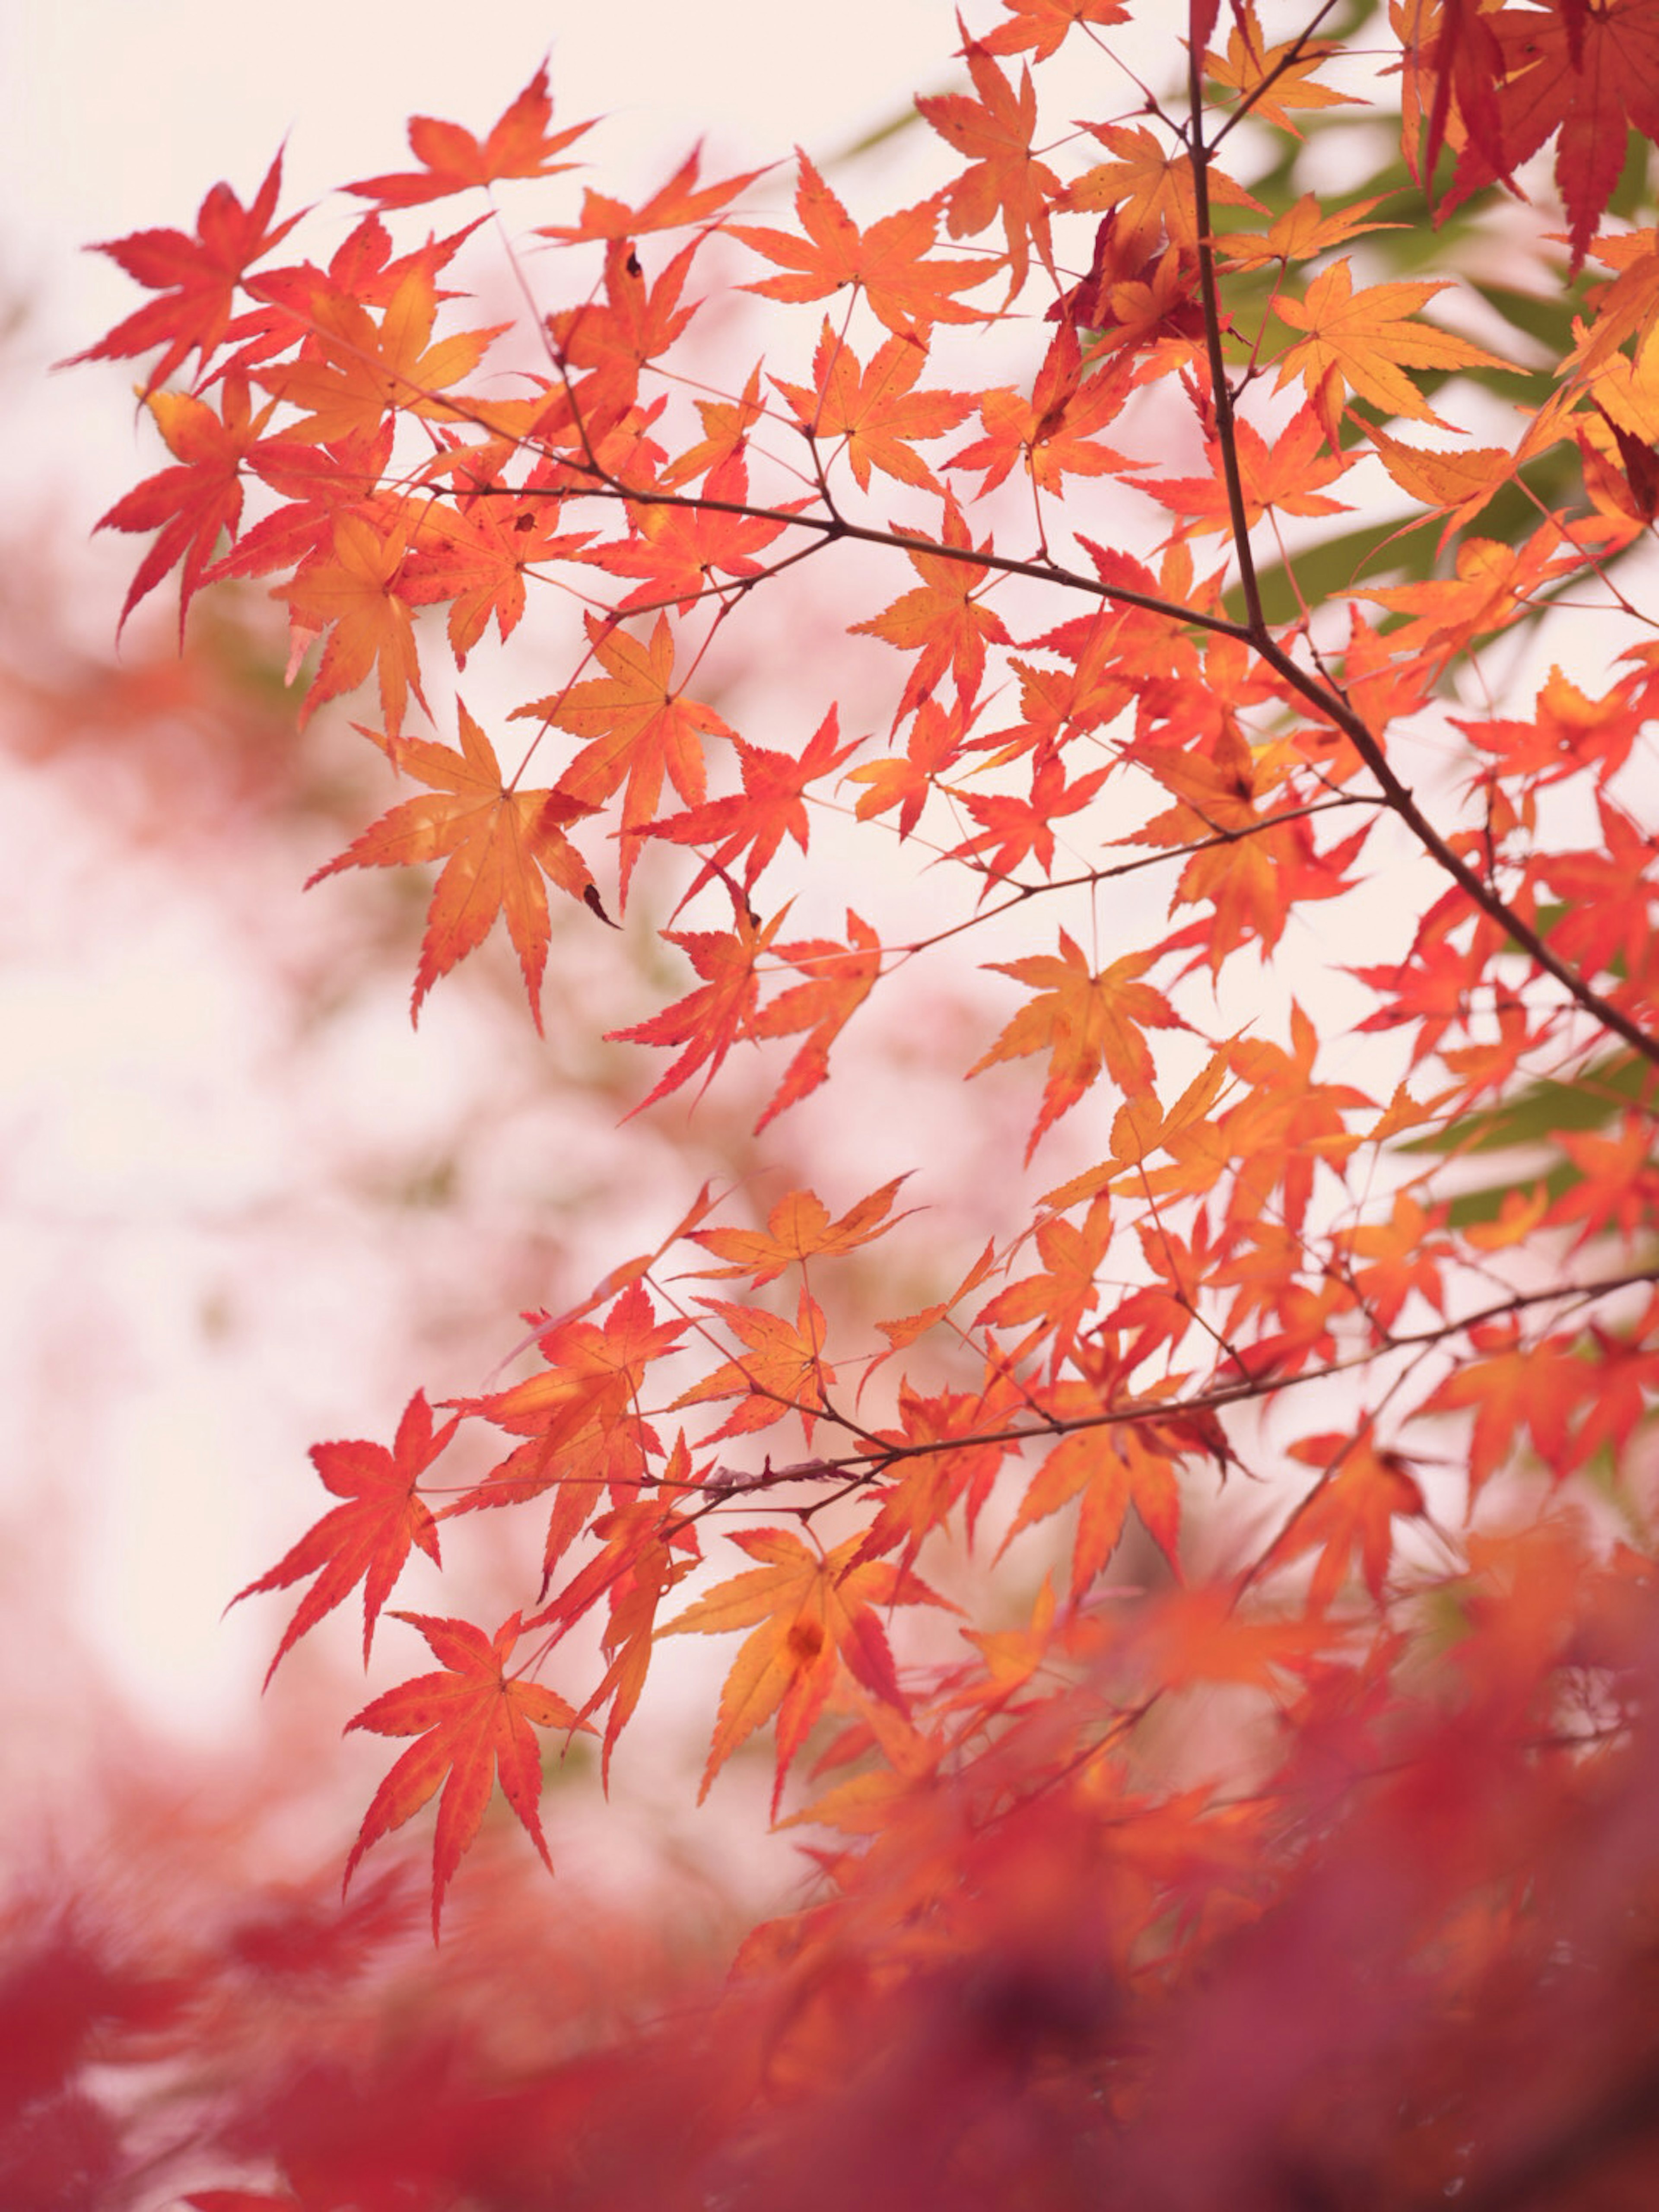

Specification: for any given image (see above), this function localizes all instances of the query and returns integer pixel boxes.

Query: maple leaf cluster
[64,0,1659,2198]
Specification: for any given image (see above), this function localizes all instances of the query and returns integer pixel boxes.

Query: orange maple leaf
[276,506,428,737]
[945,319,1132,497]
[660,1528,950,1812]
[689,1176,911,1287]
[1206,0,1361,135]
[537,147,767,243]
[746,912,884,1130]
[1136,404,1349,533]
[648,706,863,906]
[771,319,975,495]
[970,930,1183,1160]
[675,1287,836,1443]
[606,905,788,1112]
[257,267,506,445]
[515,610,737,903]
[977,0,1129,60]
[231,1391,456,1688]
[454,1284,691,1588]
[305,702,604,1030]
[917,30,1061,294]
[846,697,969,838]
[1274,258,1510,432]
[397,496,594,667]
[851,493,1013,721]
[1004,1421,1182,1598]
[729,153,989,340]
[346,64,591,208]
[591,452,794,616]
[343,1609,587,1935]
[1268,1433,1427,1610]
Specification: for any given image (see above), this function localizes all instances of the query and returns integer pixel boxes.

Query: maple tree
[36,0,1659,2201]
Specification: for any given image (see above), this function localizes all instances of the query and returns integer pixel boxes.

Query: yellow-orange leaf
[1274,258,1510,428]
[306,701,603,1030]
[971,930,1182,1161]
[660,1528,950,1813]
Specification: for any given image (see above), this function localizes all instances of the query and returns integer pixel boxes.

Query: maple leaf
[591,452,793,615]
[457,1283,693,1588]
[945,319,1132,497]
[256,268,506,444]
[970,930,1184,1160]
[746,912,884,1129]
[660,1528,950,1812]
[346,64,591,208]
[658,366,769,492]
[537,147,768,242]
[917,29,1061,294]
[1216,190,1404,272]
[846,697,971,838]
[275,506,428,736]
[1135,404,1349,533]
[771,320,975,496]
[547,236,703,390]
[977,0,1129,60]
[1060,123,1261,248]
[396,496,594,666]
[689,1176,911,1287]
[1273,257,1511,432]
[1354,528,1580,666]
[1442,0,1659,271]
[516,610,737,906]
[1267,1433,1427,1611]
[343,1609,587,1934]
[647,706,863,906]
[674,1288,836,1443]
[1415,1323,1586,1498]
[1206,1,1360,135]
[305,702,604,1030]
[729,153,989,339]
[975,1193,1114,1375]
[949,750,1112,880]
[69,152,301,393]
[850,493,1013,721]
[1004,1422,1182,1598]
[96,372,276,639]
[1364,424,1515,545]
[231,1391,456,1688]
[606,904,788,1112]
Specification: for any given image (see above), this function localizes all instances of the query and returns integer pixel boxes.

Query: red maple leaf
[343,1610,588,1934]
[68,153,301,393]
[537,147,767,242]
[648,706,864,905]
[231,1392,455,1687]
[95,372,276,639]
[346,64,591,209]
[607,905,788,1112]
